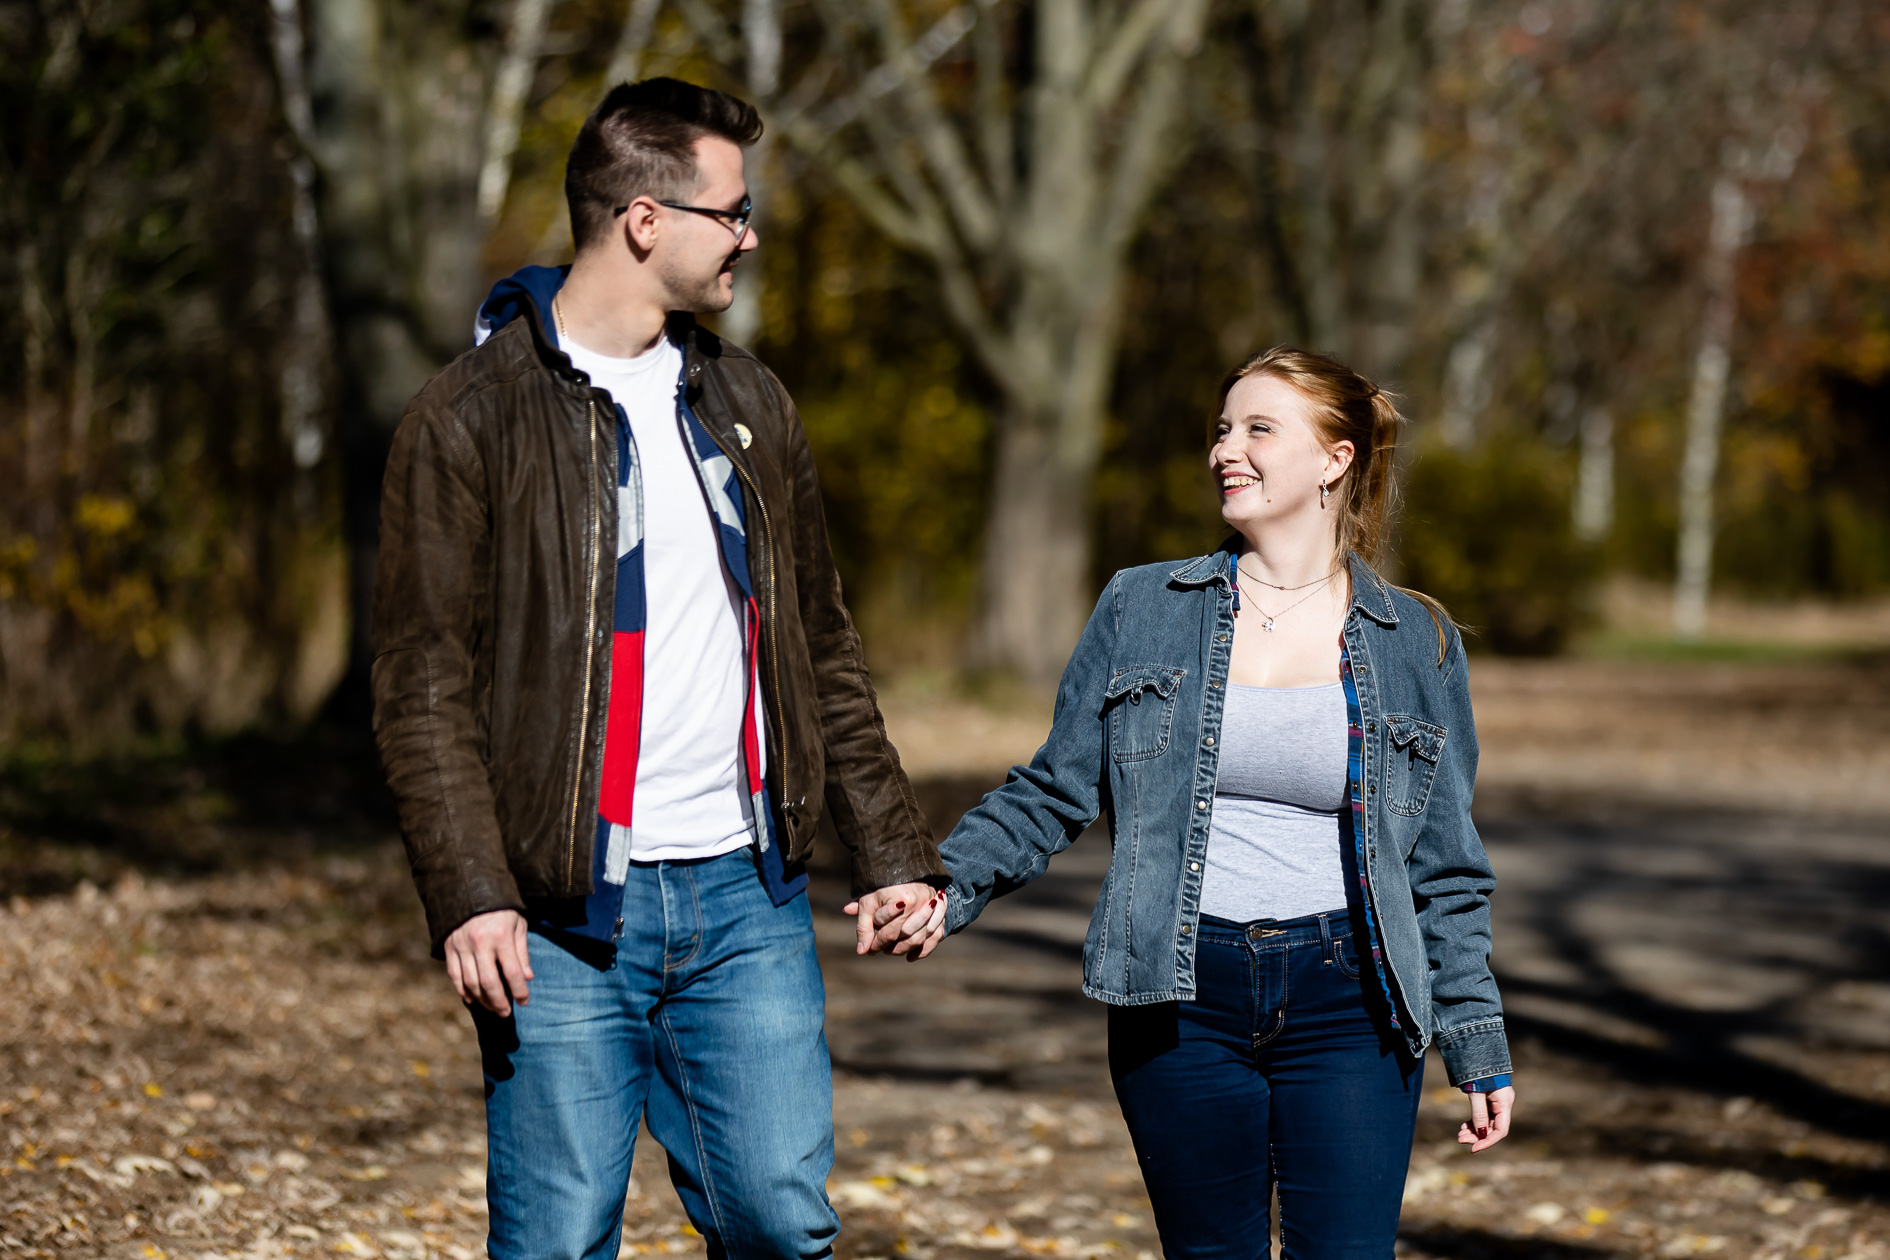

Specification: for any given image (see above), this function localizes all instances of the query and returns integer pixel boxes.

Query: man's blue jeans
[1108,910,1423,1259]
[474,848,840,1260]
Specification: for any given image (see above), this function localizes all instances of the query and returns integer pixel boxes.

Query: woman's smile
[1220,473,1260,496]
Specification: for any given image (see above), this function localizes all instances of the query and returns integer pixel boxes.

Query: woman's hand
[843,885,948,959]
[1458,1085,1515,1152]
[884,889,947,958]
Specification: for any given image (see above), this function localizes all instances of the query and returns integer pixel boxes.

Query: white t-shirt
[563,334,755,863]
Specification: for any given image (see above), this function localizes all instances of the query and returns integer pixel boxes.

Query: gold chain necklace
[552,295,570,344]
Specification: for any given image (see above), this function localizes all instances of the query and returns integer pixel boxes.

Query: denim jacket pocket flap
[1104,666,1185,762]
[1385,714,1446,762]
[1105,665,1185,703]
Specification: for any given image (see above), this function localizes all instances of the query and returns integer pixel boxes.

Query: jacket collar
[672,312,724,404]
[476,264,722,393]
[1346,553,1399,625]
[1169,542,1400,626]
[1167,541,1236,587]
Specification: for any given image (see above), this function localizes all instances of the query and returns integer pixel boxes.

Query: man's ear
[621,196,663,254]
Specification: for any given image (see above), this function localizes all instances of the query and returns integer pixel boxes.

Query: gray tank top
[1199,682,1350,923]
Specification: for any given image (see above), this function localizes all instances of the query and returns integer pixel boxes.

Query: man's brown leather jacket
[372,305,945,952]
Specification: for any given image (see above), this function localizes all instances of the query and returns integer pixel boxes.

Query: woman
[890,347,1514,1257]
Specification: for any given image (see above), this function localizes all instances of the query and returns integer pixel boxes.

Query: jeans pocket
[1382,714,1446,816]
[1333,935,1361,978]
[1105,666,1185,763]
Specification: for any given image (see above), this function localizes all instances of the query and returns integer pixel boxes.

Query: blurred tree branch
[739,0,1209,682]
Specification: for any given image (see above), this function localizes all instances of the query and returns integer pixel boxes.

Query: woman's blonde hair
[1217,345,1455,661]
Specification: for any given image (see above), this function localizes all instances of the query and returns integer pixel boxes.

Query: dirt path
[880,656,1890,817]
[2,658,1888,1259]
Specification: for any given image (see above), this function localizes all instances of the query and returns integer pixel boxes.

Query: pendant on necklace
[1261,618,1276,632]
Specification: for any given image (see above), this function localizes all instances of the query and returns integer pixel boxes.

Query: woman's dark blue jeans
[1109,910,1423,1259]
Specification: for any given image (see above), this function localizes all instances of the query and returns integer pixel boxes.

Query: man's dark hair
[565,77,763,252]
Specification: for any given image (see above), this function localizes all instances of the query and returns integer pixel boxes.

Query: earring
[1319,480,1330,508]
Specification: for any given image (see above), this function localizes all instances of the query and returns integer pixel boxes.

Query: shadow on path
[1480,804,1890,1145]
[0,718,393,895]
[1400,1226,1622,1259]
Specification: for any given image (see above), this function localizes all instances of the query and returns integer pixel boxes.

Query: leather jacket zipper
[566,397,601,886]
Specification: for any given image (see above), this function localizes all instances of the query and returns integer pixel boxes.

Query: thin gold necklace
[552,295,570,344]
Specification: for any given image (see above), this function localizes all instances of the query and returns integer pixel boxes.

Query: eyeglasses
[613,194,754,241]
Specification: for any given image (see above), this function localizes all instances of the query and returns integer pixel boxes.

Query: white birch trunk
[1672,173,1749,639]
[1438,317,1495,448]
[476,0,557,234]
[605,0,664,85]
[720,0,778,348]
[1574,404,1613,542]
[268,0,334,473]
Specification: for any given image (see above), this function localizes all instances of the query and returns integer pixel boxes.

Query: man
[372,78,949,1260]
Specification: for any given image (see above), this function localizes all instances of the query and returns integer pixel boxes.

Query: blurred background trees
[3,0,1888,747]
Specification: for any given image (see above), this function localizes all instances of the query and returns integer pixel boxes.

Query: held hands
[443,908,534,1016]
[1458,1085,1515,1152]
[844,882,948,960]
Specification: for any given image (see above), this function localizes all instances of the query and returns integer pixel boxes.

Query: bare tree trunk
[1672,172,1749,639]
[19,242,54,510]
[1574,404,1614,542]
[760,0,1206,683]
[297,0,509,684]
[980,416,1093,683]
[63,248,96,459]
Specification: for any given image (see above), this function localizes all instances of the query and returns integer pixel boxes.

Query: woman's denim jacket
[940,549,1511,1085]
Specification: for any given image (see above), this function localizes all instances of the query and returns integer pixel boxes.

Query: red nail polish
[896,901,906,910]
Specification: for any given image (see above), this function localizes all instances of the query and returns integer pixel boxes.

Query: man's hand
[1458,1085,1515,1152]
[844,883,947,959]
[444,909,533,1016]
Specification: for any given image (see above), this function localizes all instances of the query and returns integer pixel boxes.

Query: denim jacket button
[1180,925,1192,935]
[1217,633,1229,642]
[1196,800,1207,810]
[1189,861,1200,871]
[1367,721,1376,733]
[1204,737,1215,747]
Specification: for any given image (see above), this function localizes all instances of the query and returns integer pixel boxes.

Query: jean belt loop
[1317,911,1333,962]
